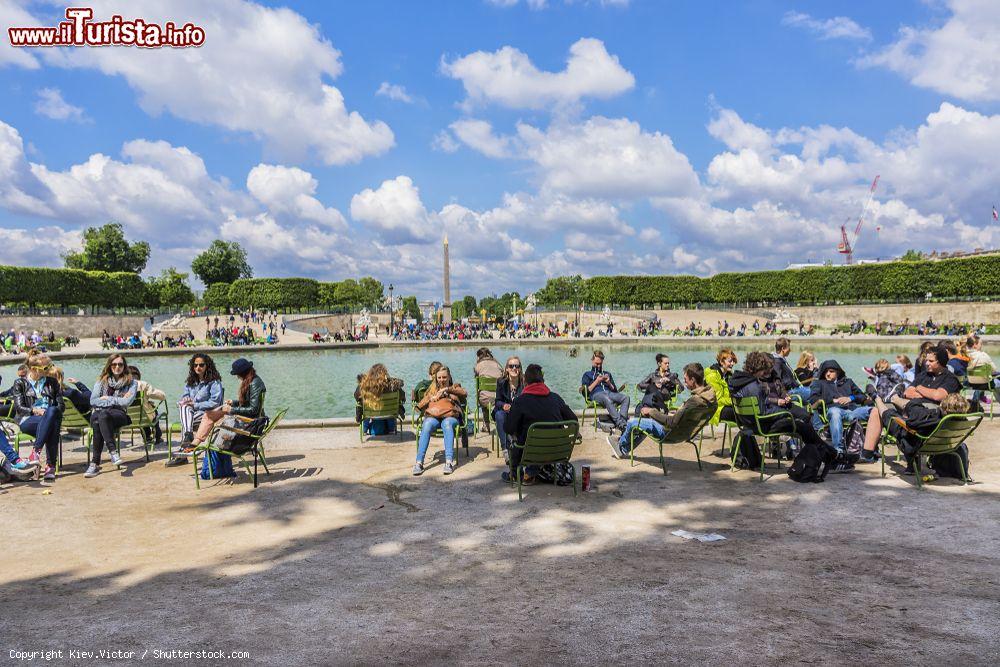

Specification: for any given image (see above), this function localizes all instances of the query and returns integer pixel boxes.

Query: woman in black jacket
[10,352,63,480]
[492,356,525,457]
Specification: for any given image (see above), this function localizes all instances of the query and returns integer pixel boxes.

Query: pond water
[0,341,929,420]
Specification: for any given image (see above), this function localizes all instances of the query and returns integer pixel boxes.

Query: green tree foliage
[190,240,253,285]
[536,275,584,306]
[479,292,521,318]
[63,223,150,273]
[203,282,232,310]
[358,277,384,309]
[228,278,320,309]
[148,267,195,308]
[0,266,153,308]
[401,295,421,323]
[462,295,477,314]
[535,255,1000,307]
[899,249,925,262]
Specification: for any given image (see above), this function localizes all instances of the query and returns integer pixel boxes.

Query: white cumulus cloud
[782,11,872,41]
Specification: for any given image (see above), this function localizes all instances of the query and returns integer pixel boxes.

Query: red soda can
[581,465,591,492]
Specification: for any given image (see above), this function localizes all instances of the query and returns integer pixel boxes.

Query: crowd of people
[350,335,997,485]
[0,350,266,483]
[0,329,77,355]
[844,318,983,337]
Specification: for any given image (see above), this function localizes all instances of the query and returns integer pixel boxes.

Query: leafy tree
[63,222,150,273]
[462,295,477,315]
[334,279,364,308]
[537,275,584,306]
[899,249,924,262]
[149,267,195,308]
[203,282,232,310]
[358,277,384,309]
[191,240,253,285]
[401,295,422,323]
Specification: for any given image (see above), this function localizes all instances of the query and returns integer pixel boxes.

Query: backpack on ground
[535,462,576,486]
[787,440,837,483]
[200,449,236,480]
[732,428,762,470]
[929,443,971,480]
[844,421,865,457]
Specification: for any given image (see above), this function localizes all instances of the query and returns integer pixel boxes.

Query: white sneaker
[84,463,100,478]
[442,460,456,475]
[110,452,123,466]
[412,463,424,476]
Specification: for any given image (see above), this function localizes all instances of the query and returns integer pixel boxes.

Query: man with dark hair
[609,362,717,459]
[581,350,629,432]
[504,363,577,483]
[773,337,811,402]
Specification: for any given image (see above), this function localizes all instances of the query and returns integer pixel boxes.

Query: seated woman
[226,358,266,419]
[636,353,679,415]
[168,354,224,465]
[864,359,905,402]
[891,354,915,385]
[129,365,166,445]
[473,348,503,435]
[354,363,404,436]
[493,356,525,460]
[10,352,63,481]
[705,348,737,426]
[84,354,139,478]
[412,361,443,405]
[414,366,467,476]
[794,351,818,387]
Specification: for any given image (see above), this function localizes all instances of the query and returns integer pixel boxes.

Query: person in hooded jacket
[729,351,830,450]
[705,349,737,425]
[635,353,680,416]
[503,363,577,483]
[808,360,872,450]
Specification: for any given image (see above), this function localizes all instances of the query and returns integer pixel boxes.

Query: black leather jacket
[230,376,266,418]
[11,376,64,420]
[493,377,524,412]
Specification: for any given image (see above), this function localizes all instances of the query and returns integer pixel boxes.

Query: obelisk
[442,235,452,323]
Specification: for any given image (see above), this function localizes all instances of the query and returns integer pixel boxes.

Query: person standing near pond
[168,354,224,466]
[84,354,139,478]
[414,366,467,476]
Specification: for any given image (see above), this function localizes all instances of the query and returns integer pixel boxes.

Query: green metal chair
[732,396,796,481]
[811,398,870,441]
[59,401,92,473]
[627,410,715,475]
[964,365,996,419]
[192,408,286,489]
[413,387,470,459]
[358,391,404,442]
[716,418,740,458]
[509,420,580,501]
[473,375,499,453]
[580,383,631,431]
[881,412,983,487]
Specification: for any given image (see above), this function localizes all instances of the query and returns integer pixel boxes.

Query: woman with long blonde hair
[354,363,405,436]
[9,351,63,480]
[493,356,524,457]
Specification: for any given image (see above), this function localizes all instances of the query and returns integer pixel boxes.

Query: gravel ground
[3,421,999,665]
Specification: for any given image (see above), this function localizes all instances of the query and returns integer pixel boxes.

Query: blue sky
[1,0,999,299]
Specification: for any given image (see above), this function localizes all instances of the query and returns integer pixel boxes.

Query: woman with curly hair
[167,353,223,465]
[354,363,405,435]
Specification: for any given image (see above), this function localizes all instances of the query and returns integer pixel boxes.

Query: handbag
[424,398,457,419]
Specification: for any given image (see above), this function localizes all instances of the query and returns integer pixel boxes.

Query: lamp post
[388,283,394,337]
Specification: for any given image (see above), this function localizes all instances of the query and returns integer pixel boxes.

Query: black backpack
[788,440,837,483]
[732,428,762,470]
[929,443,971,480]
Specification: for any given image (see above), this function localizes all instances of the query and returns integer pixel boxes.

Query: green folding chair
[193,408,286,489]
[882,412,983,488]
[473,375,499,453]
[359,390,404,442]
[732,396,796,481]
[59,401,92,473]
[964,366,996,419]
[509,420,580,501]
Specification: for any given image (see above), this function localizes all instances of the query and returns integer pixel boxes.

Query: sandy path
[4,422,1000,665]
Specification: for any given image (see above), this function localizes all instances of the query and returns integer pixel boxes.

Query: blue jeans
[821,405,873,449]
[0,429,18,463]
[593,391,630,428]
[19,407,62,466]
[789,386,812,402]
[417,416,458,463]
[493,408,509,451]
[618,417,666,453]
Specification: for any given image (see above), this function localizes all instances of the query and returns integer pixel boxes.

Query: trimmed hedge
[228,278,320,309]
[545,255,1000,307]
[0,265,153,308]
[203,282,232,309]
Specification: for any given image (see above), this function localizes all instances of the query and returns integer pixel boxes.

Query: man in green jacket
[609,363,717,459]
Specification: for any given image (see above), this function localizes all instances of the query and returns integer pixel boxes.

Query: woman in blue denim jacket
[167,354,224,466]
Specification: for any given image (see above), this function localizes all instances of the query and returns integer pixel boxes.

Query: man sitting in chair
[608,362,716,459]
[581,350,629,433]
[503,364,577,484]
[808,360,872,452]
[858,392,970,472]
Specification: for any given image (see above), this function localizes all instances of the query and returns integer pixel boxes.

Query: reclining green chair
[964,365,996,419]
[732,396,796,481]
[359,391,405,442]
[192,407,287,489]
[627,409,715,475]
[881,412,983,488]
[509,420,580,501]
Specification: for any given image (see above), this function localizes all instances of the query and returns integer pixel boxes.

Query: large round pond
[0,341,926,420]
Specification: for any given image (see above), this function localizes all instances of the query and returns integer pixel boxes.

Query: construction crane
[838,175,880,264]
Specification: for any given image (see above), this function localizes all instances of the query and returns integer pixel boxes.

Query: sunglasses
[193,362,206,368]
[507,364,521,369]
[111,362,125,367]
[30,364,52,371]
